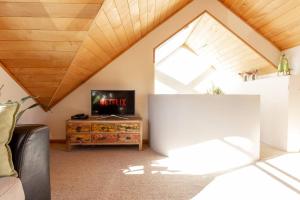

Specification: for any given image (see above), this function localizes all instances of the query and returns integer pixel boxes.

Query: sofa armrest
[10,124,51,200]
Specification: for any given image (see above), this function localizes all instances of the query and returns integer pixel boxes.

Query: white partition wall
[149,95,260,174]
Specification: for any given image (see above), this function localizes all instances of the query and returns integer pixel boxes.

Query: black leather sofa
[10,125,51,200]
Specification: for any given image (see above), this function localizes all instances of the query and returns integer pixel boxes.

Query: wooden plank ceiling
[220,0,300,50]
[185,12,276,75]
[155,12,276,76]
[0,0,191,110]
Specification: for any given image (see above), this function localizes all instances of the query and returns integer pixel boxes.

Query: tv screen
[91,90,135,116]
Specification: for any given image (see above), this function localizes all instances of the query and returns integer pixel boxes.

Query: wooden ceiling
[2,0,297,109]
[155,12,276,76]
[220,0,300,50]
[0,0,191,109]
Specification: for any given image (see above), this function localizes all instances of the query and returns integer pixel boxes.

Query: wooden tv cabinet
[66,116,143,151]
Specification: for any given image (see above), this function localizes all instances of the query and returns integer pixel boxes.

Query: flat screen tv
[91,90,135,116]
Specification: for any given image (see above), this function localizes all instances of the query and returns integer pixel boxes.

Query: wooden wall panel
[0,0,103,3]
[220,0,300,50]
[115,0,137,44]
[0,0,103,109]
[2,0,282,109]
[94,11,123,52]
[102,0,130,49]
[128,0,142,39]
[0,30,87,41]
[5,0,281,109]
[1,58,73,68]
[49,0,192,108]
[0,3,101,18]
[0,51,75,60]
[138,0,148,36]
[0,41,81,51]
[0,0,192,109]
[82,36,112,63]
[0,17,93,31]
[184,12,276,75]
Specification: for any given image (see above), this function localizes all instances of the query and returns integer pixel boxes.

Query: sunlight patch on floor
[265,153,300,182]
[192,164,300,200]
[150,139,255,175]
[256,162,300,191]
[122,165,144,175]
[118,143,300,200]
[191,152,300,200]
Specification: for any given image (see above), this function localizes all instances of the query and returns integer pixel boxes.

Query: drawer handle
[126,136,131,140]
[76,127,82,132]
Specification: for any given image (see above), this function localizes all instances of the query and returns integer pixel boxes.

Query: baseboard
[50,139,66,144]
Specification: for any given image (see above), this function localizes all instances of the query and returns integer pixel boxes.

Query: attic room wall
[0,64,47,124]
[284,46,300,152]
[45,0,280,140]
[228,76,290,151]
[224,45,300,152]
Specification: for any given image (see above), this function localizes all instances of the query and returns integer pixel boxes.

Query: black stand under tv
[96,114,130,120]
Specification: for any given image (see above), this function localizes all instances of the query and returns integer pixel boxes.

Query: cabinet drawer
[116,123,140,132]
[67,123,90,133]
[91,124,116,133]
[92,133,118,143]
[118,133,140,143]
[68,133,91,144]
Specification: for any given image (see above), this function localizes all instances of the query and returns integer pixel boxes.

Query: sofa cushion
[0,102,19,177]
[0,177,24,200]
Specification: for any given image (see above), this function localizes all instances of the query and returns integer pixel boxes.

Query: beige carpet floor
[50,145,214,200]
[51,144,300,200]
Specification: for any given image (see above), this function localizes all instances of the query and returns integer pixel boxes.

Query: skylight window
[154,12,275,95]
[156,47,212,85]
[155,19,199,64]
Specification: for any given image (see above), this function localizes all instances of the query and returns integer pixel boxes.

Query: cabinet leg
[139,143,143,151]
[67,143,72,151]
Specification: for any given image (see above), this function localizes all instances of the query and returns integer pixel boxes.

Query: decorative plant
[0,84,39,122]
[207,84,224,95]
[239,69,258,82]
[277,54,291,75]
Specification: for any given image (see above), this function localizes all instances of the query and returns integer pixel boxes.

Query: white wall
[228,77,289,150]
[47,0,279,140]
[287,76,300,152]
[284,45,300,74]
[234,45,300,151]
[0,65,47,124]
[149,95,260,173]
[282,45,300,152]
[227,75,300,152]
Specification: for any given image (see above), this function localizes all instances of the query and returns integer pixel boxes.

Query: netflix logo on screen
[91,90,135,116]
[99,98,127,107]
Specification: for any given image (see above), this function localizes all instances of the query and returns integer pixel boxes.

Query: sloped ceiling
[155,12,276,76]
[0,0,191,110]
[220,0,300,50]
[2,0,296,110]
